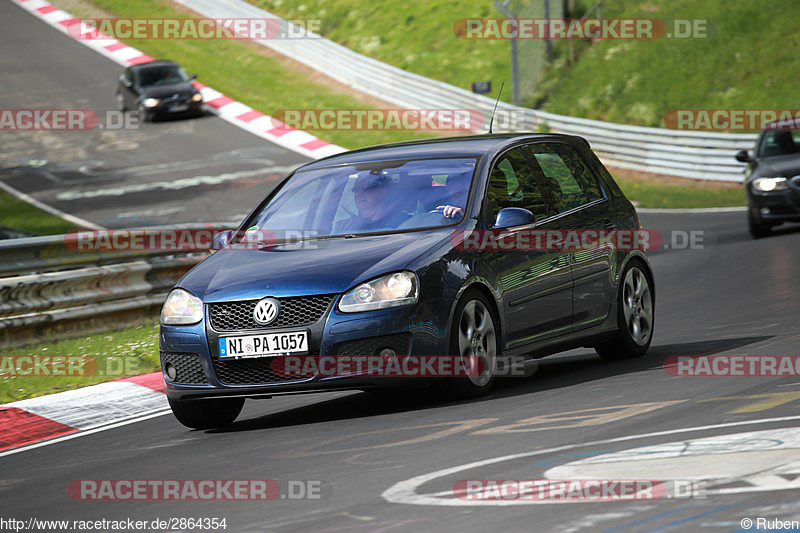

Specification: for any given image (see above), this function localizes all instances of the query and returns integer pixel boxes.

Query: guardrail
[175,0,757,182]
[0,224,226,347]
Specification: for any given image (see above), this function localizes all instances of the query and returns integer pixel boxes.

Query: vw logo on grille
[253,298,280,326]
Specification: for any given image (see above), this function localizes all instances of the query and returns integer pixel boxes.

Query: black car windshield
[245,157,478,238]
[137,65,190,87]
[758,130,800,158]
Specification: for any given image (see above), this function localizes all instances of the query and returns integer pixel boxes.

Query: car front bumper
[160,295,450,401]
[748,186,800,223]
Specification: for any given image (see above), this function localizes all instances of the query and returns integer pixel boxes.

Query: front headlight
[339,271,419,313]
[191,93,203,102]
[161,289,203,325]
[142,98,160,108]
[752,177,788,192]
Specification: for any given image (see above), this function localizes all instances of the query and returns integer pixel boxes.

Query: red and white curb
[0,372,167,456]
[10,0,347,161]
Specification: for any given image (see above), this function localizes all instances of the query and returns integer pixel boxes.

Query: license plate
[170,104,189,112]
[219,331,308,359]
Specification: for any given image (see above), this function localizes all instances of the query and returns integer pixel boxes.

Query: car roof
[130,60,179,70]
[297,133,589,171]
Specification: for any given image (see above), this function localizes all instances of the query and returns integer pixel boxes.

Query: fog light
[761,207,771,216]
[164,362,177,382]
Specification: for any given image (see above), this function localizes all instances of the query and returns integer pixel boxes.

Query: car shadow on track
[206,335,772,435]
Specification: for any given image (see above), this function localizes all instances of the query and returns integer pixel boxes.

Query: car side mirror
[494,207,535,229]
[212,230,234,251]
[735,149,751,163]
[190,74,198,80]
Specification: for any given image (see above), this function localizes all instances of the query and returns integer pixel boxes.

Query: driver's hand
[437,205,463,218]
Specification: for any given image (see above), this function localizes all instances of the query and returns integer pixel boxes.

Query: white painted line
[382,415,800,507]
[0,409,172,459]
[0,179,102,230]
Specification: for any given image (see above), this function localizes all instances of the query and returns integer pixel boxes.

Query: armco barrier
[174,0,757,182]
[0,224,224,347]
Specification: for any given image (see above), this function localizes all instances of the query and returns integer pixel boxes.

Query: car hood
[139,82,197,99]
[756,154,800,178]
[179,230,452,302]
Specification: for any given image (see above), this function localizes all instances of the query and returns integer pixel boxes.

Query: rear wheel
[168,397,244,430]
[595,261,654,360]
[442,289,499,399]
[748,211,772,239]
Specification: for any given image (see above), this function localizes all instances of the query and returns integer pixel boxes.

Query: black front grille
[208,295,334,331]
[211,351,318,385]
[160,352,208,385]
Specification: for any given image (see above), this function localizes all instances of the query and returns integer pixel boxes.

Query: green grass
[614,176,745,208]
[255,0,513,101]
[0,321,159,403]
[256,0,800,128]
[0,190,76,235]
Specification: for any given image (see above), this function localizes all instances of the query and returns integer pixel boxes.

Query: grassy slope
[257,0,800,127]
[0,190,76,235]
[0,321,159,403]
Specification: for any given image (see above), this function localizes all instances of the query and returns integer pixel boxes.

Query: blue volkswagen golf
[160,134,655,429]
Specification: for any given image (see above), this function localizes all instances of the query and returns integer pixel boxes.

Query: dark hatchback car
[737,127,800,238]
[116,60,203,121]
[160,134,655,429]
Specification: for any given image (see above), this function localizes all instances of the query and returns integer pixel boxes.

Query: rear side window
[485,147,548,222]
[530,143,604,214]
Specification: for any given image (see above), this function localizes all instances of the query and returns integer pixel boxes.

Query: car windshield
[137,65,189,87]
[758,130,800,158]
[245,157,478,238]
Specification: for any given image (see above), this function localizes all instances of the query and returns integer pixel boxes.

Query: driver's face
[354,187,389,221]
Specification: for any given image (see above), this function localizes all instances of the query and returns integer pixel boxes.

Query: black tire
[595,259,654,360]
[441,288,500,399]
[168,397,244,430]
[748,210,771,239]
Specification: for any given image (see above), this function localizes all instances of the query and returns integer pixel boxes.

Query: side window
[485,147,547,222]
[530,143,604,214]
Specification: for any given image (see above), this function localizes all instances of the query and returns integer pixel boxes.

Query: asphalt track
[0,0,309,229]
[4,2,800,532]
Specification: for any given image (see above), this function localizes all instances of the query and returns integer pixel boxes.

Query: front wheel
[442,289,500,399]
[748,211,772,239]
[595,261,654,360]
[168,397,244,430]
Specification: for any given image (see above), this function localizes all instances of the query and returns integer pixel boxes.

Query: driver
[335,171,410,233]
[436,172,471,219]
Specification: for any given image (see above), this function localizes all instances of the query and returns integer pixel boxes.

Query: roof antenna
[488,81,505,134]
